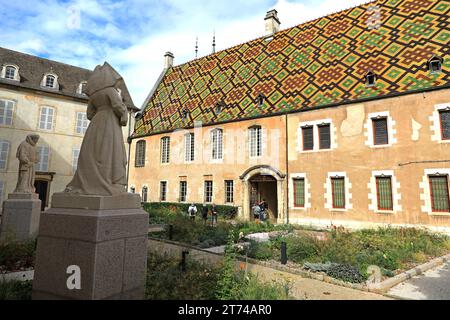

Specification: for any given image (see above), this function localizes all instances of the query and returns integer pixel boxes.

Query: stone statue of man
[14,134,40,194]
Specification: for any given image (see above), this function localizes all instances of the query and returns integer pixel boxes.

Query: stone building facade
[129,0,450,232]
[0,47,135,211]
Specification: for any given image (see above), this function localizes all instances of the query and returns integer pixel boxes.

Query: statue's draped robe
[67,87,128,196]
[14,136,38,193]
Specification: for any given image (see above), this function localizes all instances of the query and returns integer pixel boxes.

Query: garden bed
[242,227,450,284]
[0,240,36,274]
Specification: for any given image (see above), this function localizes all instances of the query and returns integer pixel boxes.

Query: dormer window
[41,73,59,90]
[77,81,87,95]
[1,64,20,81]
[428,56,443,74]
[215,101,225,114]
[365,71,377,87]
[256,93,266,107]
[181,109,189,120]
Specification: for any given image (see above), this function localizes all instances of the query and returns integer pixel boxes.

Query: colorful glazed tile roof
[134,0,450,137]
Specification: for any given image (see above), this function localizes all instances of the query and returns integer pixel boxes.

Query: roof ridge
[171,0,377,68]
[0,46,92,73]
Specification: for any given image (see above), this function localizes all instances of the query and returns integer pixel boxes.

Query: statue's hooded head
[26,134,40,146]
[85,62,136,111]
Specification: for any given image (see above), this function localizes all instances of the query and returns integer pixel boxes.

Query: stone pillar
[32,192,148,300]
[0,193,41,242]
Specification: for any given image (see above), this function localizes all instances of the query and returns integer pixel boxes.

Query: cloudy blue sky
[0,0,370,108]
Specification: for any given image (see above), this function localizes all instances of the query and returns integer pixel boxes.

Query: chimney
[264,9,280,36]
[164,52,174,68]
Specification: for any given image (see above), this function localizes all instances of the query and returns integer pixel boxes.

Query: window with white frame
[368,170,401,213]
[5,66,17,80]
[204,180,213,203]
[76,112,89,135]
[293,178,305,208]
[440,110,450,140]
[45,75,56,88]
[249,126,262,157]
[211,129,223,160]
[325,173,352,211]
[185,133,195,162]
[161,137,170,164]
[36,146,50,172]
[160,181,168,202]
[429,175,450,213]
[179,181,187,202]
[0,99,14,126]
[78,82,87,95]
[225,180,234,203]
[431,104,450,143]
[39,107,55,131]
[72,148,80,174]
[364,112,396,147]
[0,140,10,170]
[135,140,146,167]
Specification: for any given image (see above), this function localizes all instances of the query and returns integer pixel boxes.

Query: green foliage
[228,274,292,300]
[0,240,36,273]
[325,264,365,284]
[145,252,219,300]
[247,241,274,261]
[144,202,237,220]
[0,280,32,300]
[235,221,293,236]
[285,235,321,264]
[215,231,238,300]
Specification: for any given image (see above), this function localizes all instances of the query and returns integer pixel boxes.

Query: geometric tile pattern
[134,0,450,137]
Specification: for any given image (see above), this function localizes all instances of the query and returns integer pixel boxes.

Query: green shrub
[326,264,365,283]
[144,202,238,220]
[145,252,219,300]
[0,280,32,300]
[0,240,36,273]
[285,235,321,264]
[230,274,292,300]
[247,241,274,261]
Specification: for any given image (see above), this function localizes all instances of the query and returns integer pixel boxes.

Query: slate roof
[134,0,450,138]
[0,47,92,100]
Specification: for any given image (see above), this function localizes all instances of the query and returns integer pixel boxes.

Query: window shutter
[430,176,450,212]
[302,127,314,151]
[376,176,393,210]
[318,124,331,149]
[373,118,388,145]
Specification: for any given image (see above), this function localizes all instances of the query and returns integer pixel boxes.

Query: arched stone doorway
[240,165,286,223]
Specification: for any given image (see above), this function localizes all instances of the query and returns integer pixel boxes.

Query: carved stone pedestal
[32,193,148,300]
[0,193,41,242]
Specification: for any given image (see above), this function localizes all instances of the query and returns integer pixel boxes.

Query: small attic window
[215,101,225,114]
[365,71,377,87]
[428,56,443,74]
[77,81,87,95]
[256,93,266,107]
[41,73,59,89]
[181,109,189,120]
[1,65,20,81]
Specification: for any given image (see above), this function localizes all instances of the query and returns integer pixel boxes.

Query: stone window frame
[1,64,20,81]
[430,103,450,144]
[77,81,88,95]
[75,111,89,135]
[420,169,450,216]
[38,105,57,132]
[184,132,195,163]
[296,119,337,153]
[0,98,16,127]
[289,173,311,210]
[368,170,402,214]
[72,147,80,175]
[324,172,353,212]
[364,111,397,148]
[41,72,59,90]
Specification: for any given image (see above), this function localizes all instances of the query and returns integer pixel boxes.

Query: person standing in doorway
[259,199,268,222]
[211,204,218,226]
[252,203,261,221]
[188,203,197,222]
[202,204,209,225]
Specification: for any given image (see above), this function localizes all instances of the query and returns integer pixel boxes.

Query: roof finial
[212,30,216,54]
[195,36,198,59]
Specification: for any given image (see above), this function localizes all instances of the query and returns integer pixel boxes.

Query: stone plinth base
[0,193,41,242]
[32,193,149,300]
